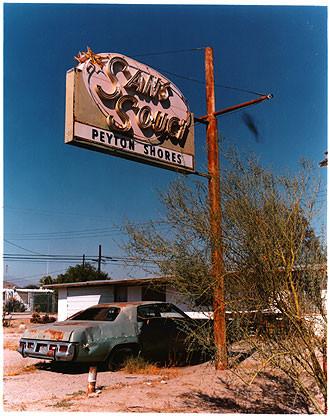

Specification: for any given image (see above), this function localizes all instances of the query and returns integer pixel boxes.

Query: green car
[18,301,195,369]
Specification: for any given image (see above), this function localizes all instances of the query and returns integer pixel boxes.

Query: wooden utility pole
[205,46,228,370]
[195,47,272,370]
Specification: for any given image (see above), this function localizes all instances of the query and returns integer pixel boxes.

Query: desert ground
[3,314,313,413]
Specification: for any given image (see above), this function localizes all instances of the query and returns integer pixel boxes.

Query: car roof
[88,301,168,308]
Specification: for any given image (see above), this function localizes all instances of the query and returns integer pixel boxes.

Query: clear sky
[4,2,327,287]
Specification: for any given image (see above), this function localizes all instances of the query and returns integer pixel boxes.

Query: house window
[141,285,166,302]
[114,286,128,302]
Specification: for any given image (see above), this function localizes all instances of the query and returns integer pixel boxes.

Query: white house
[44,277,205,321]
[43,273,327,323]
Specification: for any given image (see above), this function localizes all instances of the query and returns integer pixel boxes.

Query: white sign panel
[74,122,194,169]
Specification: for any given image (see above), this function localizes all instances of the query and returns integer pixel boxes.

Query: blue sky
[4,3,327,286]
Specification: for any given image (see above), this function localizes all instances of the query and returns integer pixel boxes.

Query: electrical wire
[4,239,44,255]
[4,253,157,264]
[153,66,267,97]
[9,268,68,281]
[5,221,170,241]
[132,47,204,58]
[5,220,168,236]
[131,47,266,97]
[5,206,115,221]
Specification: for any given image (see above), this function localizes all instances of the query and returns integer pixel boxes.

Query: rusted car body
[18,301,195,368]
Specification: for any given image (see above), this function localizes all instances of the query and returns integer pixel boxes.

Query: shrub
[4,299,26,313]
[2,308,12,327]
[30,312,56,324]
[123,356,158,374]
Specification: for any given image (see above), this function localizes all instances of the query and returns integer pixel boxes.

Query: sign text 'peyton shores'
[65,49,195,172]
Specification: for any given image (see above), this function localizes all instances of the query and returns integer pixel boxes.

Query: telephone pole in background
[98,245,102,273]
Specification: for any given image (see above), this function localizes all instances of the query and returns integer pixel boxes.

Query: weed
[3,340,19,351]
[30,312,56,324]
[18,404,27,411]
[67,390,85,398]
[122,356,179,378]
[123,356,159,374]
[5,364,38,377]
[105,382,126,391]
[51,399,73,408]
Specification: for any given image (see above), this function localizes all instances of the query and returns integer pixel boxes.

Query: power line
[7,261,158,284]
[4,239,44,255]
[5,221,169,240]
[4,231,162,241]
[11,268,68,281]
[6,224,135,236]
[153,66,267,97]
[4,253,157,264]
[132,47,266,97]
[132,47,204,58]
[4,205,115,221]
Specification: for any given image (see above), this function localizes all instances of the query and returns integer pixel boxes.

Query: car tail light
[59,345,68,352]
[49,344,57,351]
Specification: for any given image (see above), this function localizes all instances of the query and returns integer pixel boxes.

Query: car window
[70,307,120,321]
[158,303,187,318]
[105,307,120,321]
[137,303,187,321]
[137,305,160,321]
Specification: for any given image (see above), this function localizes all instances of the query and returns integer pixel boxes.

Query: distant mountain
[3,281,19,289]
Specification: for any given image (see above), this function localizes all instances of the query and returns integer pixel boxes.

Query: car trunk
[22,320,105,342]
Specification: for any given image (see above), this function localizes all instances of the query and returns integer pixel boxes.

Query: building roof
[15,288,54,293]
[43,276,166,289]
[79,301,166,308]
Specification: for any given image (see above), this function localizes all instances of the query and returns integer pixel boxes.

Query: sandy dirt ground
[2,316,313,413]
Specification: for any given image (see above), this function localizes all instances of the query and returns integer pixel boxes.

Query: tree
[39,263,110,286]
[220,153,326,413]
[124,150,326,412]
[39,275,54,286]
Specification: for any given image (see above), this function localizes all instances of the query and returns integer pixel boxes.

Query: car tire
[106,347,136,371]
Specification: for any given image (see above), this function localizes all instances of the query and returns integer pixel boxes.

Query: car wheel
[106,347,135,371]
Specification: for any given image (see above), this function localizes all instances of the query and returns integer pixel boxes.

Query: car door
[137,303,187,362]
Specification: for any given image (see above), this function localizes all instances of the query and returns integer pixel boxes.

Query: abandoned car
[18,301,201,369]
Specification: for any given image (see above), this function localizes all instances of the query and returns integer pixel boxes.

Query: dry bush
[50,399,73,409]
[124,150,326,413]
[123,356,179,378]
[2,309,12,327]
[5,364,38,377]
[3,340,19,351]
[30,312,56,324]
[123,356,160,374]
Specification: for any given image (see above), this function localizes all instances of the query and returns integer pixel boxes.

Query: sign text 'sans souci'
[95,56,190,142]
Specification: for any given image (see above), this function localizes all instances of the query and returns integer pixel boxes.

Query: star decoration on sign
[75,47,105,69]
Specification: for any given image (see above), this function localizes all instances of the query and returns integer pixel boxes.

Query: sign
[65,49,195,173]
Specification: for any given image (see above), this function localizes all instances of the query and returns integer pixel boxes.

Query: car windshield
[69,307,120,321]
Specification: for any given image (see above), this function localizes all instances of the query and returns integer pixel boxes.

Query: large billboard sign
[65,49,195,173]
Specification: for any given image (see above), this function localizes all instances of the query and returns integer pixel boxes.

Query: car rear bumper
[18,338,76,361]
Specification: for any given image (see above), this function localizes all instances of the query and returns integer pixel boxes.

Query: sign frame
[65,52,195,173]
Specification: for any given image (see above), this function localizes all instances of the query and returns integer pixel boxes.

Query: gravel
[3,319,313,413]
